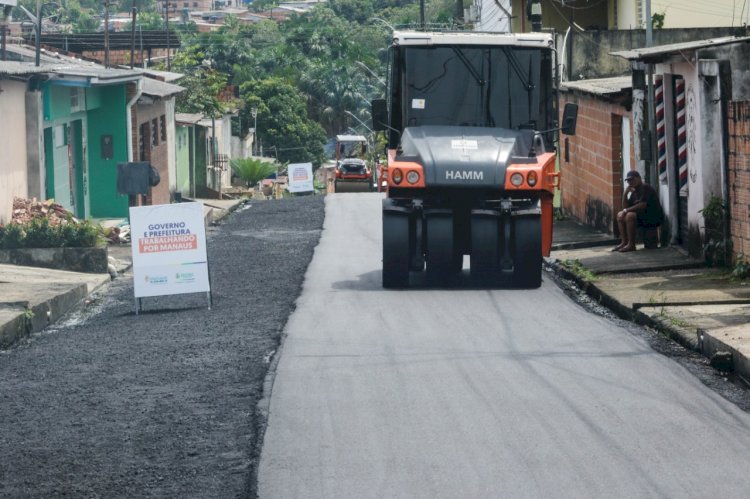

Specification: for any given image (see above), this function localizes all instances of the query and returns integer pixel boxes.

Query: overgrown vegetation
[731,253,749,280]
[700,196,730,267]
[560,259,599,282]
[651,12,666,29]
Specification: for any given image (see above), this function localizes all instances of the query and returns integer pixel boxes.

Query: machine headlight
[527,171,538,187]
[510,172,524,187]
[406,171,420,184]
[392,168,403,184]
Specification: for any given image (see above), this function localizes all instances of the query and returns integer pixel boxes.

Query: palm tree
[231,158,277,187]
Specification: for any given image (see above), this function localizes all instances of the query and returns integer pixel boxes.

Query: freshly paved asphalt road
[259,192,750,498]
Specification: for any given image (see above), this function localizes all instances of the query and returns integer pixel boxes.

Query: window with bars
[70,88,84,113]
[151,118,159,147]
[139,123,148,161]
[160,115,167,142]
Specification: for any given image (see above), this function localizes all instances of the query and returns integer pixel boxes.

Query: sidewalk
[548,219,750,383]
[0,197,246,349]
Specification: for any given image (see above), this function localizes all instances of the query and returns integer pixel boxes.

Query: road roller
[371,30,578,288]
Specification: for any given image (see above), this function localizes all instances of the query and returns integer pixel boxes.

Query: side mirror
[561,102,578,136]
[371,99,387,131]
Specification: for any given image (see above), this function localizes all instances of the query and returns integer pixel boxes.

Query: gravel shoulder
[0,195,325,498]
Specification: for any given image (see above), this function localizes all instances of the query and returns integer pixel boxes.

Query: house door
[673,76,689,249]
[621,116,631,179]
[49,123,74,213]
[69,121,84,218]
[45,121,84,217]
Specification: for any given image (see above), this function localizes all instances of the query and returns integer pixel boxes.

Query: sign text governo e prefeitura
[130,202,210,299]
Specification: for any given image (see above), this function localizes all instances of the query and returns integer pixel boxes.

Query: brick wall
[728,101,750,262]
[135,102,172,206]
[82,48,172,67]
[560,93,631,235]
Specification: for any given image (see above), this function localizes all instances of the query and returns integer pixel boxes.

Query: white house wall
[166,98,177,195]
[651,0,748,28]
[476,0,511,33]
[660,73,677,243]
[615,0,750,28]
[0,80,28,224]
[198,115,234,191]
[217,115,233,189]
[655,59,724,250]
[615,0,638,29]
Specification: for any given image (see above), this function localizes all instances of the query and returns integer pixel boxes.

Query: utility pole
[251,107,258,156]
[35,0,41,66]
[130,0,137,69]
[419,0,424,29]
[104,0,110,68]
[1,5,13,61]
[645,0,657,187]
[165,0,170,70]
[1,7,7,61]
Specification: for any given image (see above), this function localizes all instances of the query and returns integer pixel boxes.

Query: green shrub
[24,217,62,247]
[0,223,25,249]
[0,218,103,249]
[57,222,79,246]
[66,220,101,248]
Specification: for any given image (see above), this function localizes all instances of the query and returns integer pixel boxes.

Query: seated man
[613,170,663,252]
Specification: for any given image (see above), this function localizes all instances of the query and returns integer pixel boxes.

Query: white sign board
[129,202,210,298]
[287,162,314,193]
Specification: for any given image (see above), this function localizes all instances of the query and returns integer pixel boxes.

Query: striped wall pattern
[655,75,667,183]
[674,77,688,196]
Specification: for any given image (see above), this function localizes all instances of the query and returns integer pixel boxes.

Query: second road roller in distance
[333,134,374,193]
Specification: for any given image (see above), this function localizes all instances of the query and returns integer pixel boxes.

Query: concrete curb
[547,260,701,351]
[548,259,750,382]
[699,327,750,385]
[551,238,619,251]
[0,283,89,349]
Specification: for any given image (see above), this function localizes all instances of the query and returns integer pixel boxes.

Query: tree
[73,11,100,33]
[239,77,327,167]
[123,11,165,31]
[170,47,232,117]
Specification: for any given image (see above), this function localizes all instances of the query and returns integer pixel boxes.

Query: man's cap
[626,170,641,180]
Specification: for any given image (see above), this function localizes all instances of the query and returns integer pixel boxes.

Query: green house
[42,68,142,219]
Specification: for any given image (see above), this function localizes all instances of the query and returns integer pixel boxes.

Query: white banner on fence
[130,202,210,299]
[287,162,314,193]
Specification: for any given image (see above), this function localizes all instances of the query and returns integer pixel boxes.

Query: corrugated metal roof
[51,66,142,81]
[0,61,56,76]
[141,68,184,83]
[3,44,142,83]
[611,36,750,62]
[561,76,632,96]
[142,77,184,98]
[176,112,204,125]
